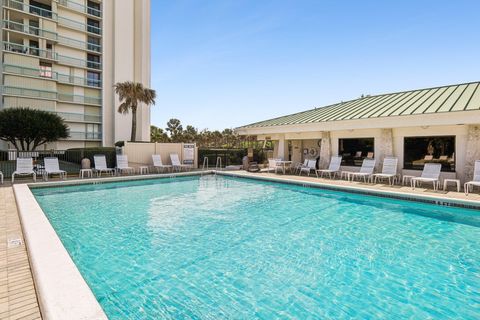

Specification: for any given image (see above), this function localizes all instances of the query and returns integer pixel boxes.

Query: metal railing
[57,34,101,52]
[57,54,101,70]
[1,85,57,99]
[2,0,57,20]
[69,131,102,140]
[58,0,102,18]
[3,42,57,60]
[1,85,102,105]
[3,63,102,88]
[57,93,102,105]
[57,16,102,35]
[3,20,57,39]
[56,112,102,123]
[0,148,116,178]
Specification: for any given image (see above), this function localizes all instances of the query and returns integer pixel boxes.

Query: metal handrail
[2,20,57,39]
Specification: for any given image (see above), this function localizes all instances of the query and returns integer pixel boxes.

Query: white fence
[122,142,198,168]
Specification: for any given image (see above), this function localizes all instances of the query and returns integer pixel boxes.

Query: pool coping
[216,171,480,210]
[13,170,209,320]
[11,170,480,319]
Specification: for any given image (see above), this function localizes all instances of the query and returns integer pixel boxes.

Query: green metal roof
[238,81,480,129]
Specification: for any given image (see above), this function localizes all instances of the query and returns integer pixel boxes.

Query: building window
[87,71,101,87]
[39,62,52,78]
[87,18,101,34]
[87,1,101,17]
[404,136,455,172]
[338,138,374,166]
[29,0,52,18]
[87,54,101,69]
[87,36,101,52]
[29,40,39,56]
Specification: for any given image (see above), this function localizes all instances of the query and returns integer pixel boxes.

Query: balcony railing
[57,54,101,70]
[56,111,102,123]
[56,34,101,52]
[57,16,102,35]
[3,20,57,40]
[1,85,57,99]
[58,0,102,18]
[57,93,101,105]
[1,85,102,105]
[2,0,57,19]
[3,42,57,60]
[3,63,102,88]
[69,131,102,140]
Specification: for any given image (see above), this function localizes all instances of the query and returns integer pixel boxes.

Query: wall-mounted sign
[183,143,195,165]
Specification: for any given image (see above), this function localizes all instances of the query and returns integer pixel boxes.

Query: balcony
[68,131,102,140]
[1,85,102,105]
[3,0,57,20]
[58,0,102,18]
[56,111,102,123]
[3,63,102,88]
[57,35,101,52]
[1,85,57,99]
[3,42,57,60]
[3,20,57,40]
[58,93,101,105]
[57,54,101,70]
[57,16,102,35]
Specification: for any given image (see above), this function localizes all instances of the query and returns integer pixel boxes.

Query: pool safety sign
[183,144,195,165]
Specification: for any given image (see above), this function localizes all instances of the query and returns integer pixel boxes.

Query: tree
[166,118,183,142]
[150,125,169,143]
[0,108,69,151]
[114,81,156,142]
[182,125,198,143]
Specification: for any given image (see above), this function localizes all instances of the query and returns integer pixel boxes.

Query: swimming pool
[32,175,480,319]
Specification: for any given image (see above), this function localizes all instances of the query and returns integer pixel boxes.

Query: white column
[277,135,286,160]
[319,131,331,169]
[377,128,394,170]
[464,125,480,182]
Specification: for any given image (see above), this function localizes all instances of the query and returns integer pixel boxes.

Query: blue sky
[150,0,480,131]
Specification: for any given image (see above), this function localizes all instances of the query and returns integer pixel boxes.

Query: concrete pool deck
[1,170,480,319]
[0,187,41,320]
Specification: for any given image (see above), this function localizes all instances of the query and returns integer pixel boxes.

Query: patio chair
[0,171,3,184]
[43,157,67,181]
[93,154,116,177]
[316,156,342,179]
[299,159,316,176]
[347,158,376,183]
[170,153,191,172]
[411,163,441,191]
[116,155,135,175]
[464,160,480,195]
[372,157,398,185]
[268,159,283,174]
[294,159,309,174]
[152,154,172,173]
[12,158,36,183]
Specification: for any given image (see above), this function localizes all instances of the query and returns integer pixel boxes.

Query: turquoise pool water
[33,175,480,319]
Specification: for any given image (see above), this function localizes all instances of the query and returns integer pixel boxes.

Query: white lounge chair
[116,155,135,175]
[293,159,308,174]
[268,159,283,174]
[43,157,67,181]
[152,154,172,173]
[411,163,441,190]
[316,156,342,179]
[93,155,116,177]
[347,158,376,183]
[372,157,398,185]
[170,153,190,172]
[0,171,3,184]
[299,159,316,176]
[464,160,480,195]
[12,158,36,183]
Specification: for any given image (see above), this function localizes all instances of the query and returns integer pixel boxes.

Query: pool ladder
[215,157,222,174]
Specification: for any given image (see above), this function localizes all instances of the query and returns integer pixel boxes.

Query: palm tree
[114,81,156,142]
